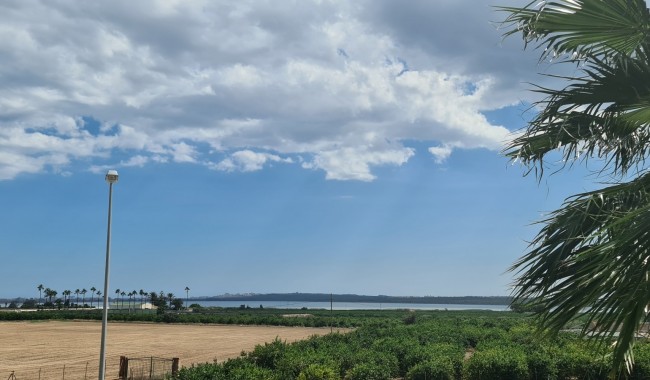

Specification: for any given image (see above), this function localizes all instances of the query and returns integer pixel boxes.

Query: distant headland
[198,293,512,305]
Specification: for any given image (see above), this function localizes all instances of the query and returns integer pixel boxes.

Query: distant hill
[201,293,512,305]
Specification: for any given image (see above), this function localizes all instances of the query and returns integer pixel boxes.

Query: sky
[0,0,600,299]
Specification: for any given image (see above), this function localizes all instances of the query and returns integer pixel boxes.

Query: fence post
[119,356,129,379]
[172,358,179,376]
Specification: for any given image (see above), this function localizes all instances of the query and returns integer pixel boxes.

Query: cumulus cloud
[0,0,534,181]
[428,146,453,164]
[213,150,292,172]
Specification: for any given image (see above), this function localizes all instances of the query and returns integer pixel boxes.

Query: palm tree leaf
[498,0,650,59]
[505,51,650,176]
[511,173,650,371]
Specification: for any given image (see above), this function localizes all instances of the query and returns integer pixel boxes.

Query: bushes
[406,357,456,380]
[297,364,338,380]
[402,343,463,379]
[555,342,610,380]
[248,338,288,370]
[173,311,650,380]
[464,346,529,380]
[630,343,650,379]
[9,309,650,379]
[344,362,393,380]
[526,346,558,380]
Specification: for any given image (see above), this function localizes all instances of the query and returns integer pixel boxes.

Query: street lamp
[99,170,118,380]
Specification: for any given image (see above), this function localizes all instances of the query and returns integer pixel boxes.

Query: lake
[189,300,510,311]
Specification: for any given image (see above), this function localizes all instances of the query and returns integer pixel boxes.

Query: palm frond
[504,45,650,177]
[501,0,650,374]
[511,172,650,371]
[498,0,650,60]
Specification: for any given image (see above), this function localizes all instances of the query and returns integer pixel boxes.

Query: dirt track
[0,320,341,379]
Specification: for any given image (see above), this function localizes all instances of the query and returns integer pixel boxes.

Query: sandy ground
[0,320,343,379]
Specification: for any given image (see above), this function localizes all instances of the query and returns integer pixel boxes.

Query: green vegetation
[4,307,650,378]
[0,306,418,328]
[499,0,650,372]
[172,311,650,379]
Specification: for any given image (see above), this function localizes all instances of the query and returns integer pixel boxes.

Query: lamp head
[105,170,119,184]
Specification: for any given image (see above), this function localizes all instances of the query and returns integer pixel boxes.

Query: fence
[3,356,178,380]
[3,362,96,380]
[118,356,179,380]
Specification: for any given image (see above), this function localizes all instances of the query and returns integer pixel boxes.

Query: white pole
[99,171,117,380]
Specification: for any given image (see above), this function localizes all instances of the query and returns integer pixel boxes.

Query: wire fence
[3,356,178,380]
[3,362,97,380]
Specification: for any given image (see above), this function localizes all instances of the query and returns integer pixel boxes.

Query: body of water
[189,300,510,311]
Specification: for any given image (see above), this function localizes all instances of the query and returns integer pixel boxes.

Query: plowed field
[0,320,341,379]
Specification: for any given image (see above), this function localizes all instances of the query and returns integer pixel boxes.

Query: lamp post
[99,170,118,380]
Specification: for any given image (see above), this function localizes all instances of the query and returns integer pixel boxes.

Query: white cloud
[213,150,292,172]
[306,146,415,182]
[428,145,453,164]
[89,155,150,174]
[0,0,534,181]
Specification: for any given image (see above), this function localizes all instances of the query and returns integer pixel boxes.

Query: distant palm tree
[74,289,80,308]
[120,291,126,309]
[167,293,174,309]
[63,290,72,309]
[37,284,44,306]
[45,288,57,304]
[81,289,87,307]
[115,289,121,309]
[96,290,102,305]
[90,287,96,308]
[139,289,146,311]
[185,287,190,309]
[131,290,137,311]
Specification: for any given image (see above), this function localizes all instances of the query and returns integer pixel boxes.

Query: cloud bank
[0,0,534,181]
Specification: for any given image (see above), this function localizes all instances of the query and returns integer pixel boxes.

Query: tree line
[3,284,191,311]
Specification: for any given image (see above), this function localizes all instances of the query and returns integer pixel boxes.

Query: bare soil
[0,320,343,379]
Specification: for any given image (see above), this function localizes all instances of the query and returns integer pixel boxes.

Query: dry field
[0,320,343,379]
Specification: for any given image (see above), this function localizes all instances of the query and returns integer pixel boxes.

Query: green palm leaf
[500,0,650,59]
[511,174,650,373]
[505,51,650,177]
[500,0,650,374]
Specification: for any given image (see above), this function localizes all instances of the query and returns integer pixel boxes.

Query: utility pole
[330,293,333,333]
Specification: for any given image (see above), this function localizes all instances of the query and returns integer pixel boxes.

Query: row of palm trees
[36,284,101,308]
[36,284,191,310]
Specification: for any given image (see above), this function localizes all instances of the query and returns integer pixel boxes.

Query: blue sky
[0,1,597,299]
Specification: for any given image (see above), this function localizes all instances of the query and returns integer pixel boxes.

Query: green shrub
[297,364,338,380]
[338,349,398,379]
[248,338,287,370]
[226,361,276,380]
[464,346,529,380]
[404,312,417,325]
[402,343,463,378]
[273,348,320,378]
[555,342,610,380]
[371,336,420,375]
[175,363,226,379]
[630,343,650,379]
[405,357,456,380]
[344,362,391,380]
[526,346,558,380]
